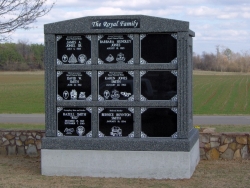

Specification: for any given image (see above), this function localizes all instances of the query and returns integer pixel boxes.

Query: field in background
[0,71,250,115]
[193,72,250,114]
[0,72,44,114]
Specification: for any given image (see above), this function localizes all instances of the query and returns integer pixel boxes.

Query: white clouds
[186,5,249,20]
[2,0,250,54]
[104,0,152,8]
[187,6,218,17]
[242,12,250,18]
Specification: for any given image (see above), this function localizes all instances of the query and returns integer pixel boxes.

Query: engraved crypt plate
[57,71,91,101]
[98,35,133,64]
[98,71,134,101]
[57,35,91,65]
[57,108,91,136]
[98,108,134,137]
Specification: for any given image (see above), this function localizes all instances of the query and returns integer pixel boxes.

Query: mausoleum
[42,15,199,179]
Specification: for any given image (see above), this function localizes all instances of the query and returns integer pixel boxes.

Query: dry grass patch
[0,71,44,75]
[193,70,250,75]
[198,125,250,133]
[0,123,44,130]
[0,155,250,188]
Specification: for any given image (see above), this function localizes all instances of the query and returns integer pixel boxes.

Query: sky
[4,0,250,54]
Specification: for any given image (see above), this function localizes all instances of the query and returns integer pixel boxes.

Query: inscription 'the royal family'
[91,19,140,29]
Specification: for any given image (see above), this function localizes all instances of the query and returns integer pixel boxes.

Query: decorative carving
[128,131,147,138]
[57,71,63,77]
[140,58,147,64]
[86,95,92,101]
[171,132,178,138]
[128,107,134,114]
[86,58,92,65]
[86,71,92,77]
[98,58,104,64]
[98,95,105,101]
[76,126,85,136]
[128,58,134,64]
[98,35,104,40]
[171,95,178,101]
[140,95,147,101]
[57,130,63,136]
[128,71,134,77]
[128,131,134,138]
[68,54,77,64]
[56,35,62,41]
[128,95,134,101]
[141,107,147,114]
[140,34,147,40]
[98,71,104,77]
[127,34,134,40]
[171,71,178,76]
[141,131,147,138]
[171,57,177,64]
[171,33,177,40]
[86,131,92,137]
[57,107,63,113]
[57,59,63,65]
[98,107,104,113]
[85,35,91,41]
[57,94,63,101]
[98,131,105,137]
[86,107,92,113]
[171,107,178,114]
[140,71,147,77]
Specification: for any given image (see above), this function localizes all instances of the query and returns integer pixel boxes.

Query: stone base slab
[41,140,199,179]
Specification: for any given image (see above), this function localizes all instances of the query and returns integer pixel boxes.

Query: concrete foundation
[41,140,199,179]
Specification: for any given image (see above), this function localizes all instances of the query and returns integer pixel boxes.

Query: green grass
[0,123,44,130]
[0,72,44,113]
[0,123,45,130]
[197,125,250,133]
[193,72,250,115]
[0,71,250,115]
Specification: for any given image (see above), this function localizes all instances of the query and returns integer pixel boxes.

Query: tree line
[193,46,250,72]
[0,42,249,72]
[0,41,44,71]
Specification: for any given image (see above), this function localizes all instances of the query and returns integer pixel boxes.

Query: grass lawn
[0,123,44,130]
[193,71,250,115]
[0,71,250,115]
[198,125,250,133]
[0,71,44,114]
[0,155,249,188]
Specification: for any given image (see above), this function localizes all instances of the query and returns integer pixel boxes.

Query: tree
[16,39,30,60]
[0,0,54,41]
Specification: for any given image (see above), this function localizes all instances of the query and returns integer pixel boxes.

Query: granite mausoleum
[42,15,199,179]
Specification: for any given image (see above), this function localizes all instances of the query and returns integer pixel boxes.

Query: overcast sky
[6,0,250,54]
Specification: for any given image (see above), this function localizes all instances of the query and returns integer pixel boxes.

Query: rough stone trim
[200,132,250,160]
[0,130,45,156]
[1,130,249,160]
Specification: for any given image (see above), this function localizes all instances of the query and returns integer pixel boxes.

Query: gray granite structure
[42,15,199,179]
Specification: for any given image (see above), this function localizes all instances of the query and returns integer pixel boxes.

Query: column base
[41,140,199,179]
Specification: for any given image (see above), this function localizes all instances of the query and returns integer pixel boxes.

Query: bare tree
[0,0,54,41]
[16,39,30,60]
